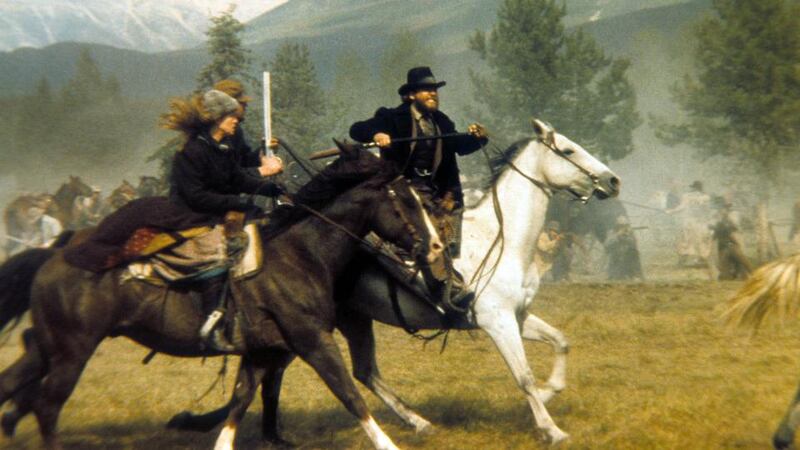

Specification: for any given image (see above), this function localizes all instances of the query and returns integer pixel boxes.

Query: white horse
[458,119,618,441]
[171,119,621,448]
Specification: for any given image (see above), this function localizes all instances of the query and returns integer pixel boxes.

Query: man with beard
[349,67,488,311]
[350,67,488,255]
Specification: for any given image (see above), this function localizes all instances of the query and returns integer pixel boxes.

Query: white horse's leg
[478,311,569,444]
[521,313,569,403]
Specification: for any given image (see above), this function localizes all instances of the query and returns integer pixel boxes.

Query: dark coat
[349,102,486,204]
[228,126,261,169]
[169,132,279,216]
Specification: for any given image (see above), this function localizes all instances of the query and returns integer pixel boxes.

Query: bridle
[384,177,427,263]
[467,132,608,302]
[297,176,428,264]
[496,134,605,204]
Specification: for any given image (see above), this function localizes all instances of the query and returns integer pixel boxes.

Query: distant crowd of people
[531,178,798,283]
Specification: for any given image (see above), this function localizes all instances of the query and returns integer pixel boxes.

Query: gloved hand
[256,182,285,197]
[467,123,489,139]
[250,195,273,211]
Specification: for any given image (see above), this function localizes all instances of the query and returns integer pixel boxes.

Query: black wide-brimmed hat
[689,180,703,191]
[398,66,447,96]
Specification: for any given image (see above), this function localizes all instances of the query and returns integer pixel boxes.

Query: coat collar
[198,132,232,152]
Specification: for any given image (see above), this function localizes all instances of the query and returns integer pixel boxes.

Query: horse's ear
[333,138,357,159]
[531,118,556,147]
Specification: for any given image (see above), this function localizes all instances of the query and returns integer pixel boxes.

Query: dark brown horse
[0,144,442,450]
[51,175,93,228]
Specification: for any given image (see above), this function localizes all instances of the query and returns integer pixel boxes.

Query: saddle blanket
[121,223,262,286]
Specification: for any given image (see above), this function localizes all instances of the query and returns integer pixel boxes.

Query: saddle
[364,234,474,317]
[121,212,262,287]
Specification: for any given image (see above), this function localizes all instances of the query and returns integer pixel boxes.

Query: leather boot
[199,278,235,353]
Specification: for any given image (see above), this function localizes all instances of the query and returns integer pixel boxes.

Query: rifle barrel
[308,133,473,160]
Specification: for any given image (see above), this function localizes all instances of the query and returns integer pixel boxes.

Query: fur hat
[213,79,251,104]
[202,89,241,122]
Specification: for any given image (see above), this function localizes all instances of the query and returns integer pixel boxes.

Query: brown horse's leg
[0,329,44,437]
[212,356,266,450]
[0,330,41,401]
[259,354,294,445]
[32,336,98,450]
[337,311,432,433]
[283,326,398,449]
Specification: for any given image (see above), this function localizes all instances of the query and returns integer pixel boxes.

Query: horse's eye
[562,148,575,156]
[387,189,397,198]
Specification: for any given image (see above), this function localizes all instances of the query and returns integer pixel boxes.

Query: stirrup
[199,310,235,352]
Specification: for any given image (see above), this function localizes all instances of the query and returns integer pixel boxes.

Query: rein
[295,179,426,264]
[464,136,603,305]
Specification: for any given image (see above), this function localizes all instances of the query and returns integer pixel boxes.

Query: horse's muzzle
[594,173,621,199]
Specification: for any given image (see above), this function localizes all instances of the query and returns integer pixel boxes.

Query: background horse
[169,119,621,445]
[137,175,167,198]
[103,180,138,215]
[722,253,800,450]
[0,145,442,450]
[3,194,58,255]
[51,176,93,228]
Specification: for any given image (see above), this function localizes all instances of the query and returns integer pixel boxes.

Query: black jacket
[169,132,279,215]
[228,126,262,169]
[349,103,486,204]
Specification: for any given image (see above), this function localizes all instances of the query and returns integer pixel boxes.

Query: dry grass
[1,280,799,449]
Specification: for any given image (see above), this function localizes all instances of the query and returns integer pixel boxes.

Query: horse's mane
[261,149,393,240]
[478,138,533,194]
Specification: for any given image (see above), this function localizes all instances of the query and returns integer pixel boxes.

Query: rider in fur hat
[213,79,283,179]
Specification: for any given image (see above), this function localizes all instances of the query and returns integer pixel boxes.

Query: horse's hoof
[262,435,295,448]
[165,411,192,429]
[537,388,556,404]
[774,429,797,449]
[546,378,567,393]
[548,429,570,447]
[414,419,433,435]
[774,436,796,450]
[1,411,18,437]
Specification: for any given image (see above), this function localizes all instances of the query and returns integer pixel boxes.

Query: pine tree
[61,49,107,110]
[152,6,255,181]
[326,49,378,137]
[470,0,640,161]
[195,5,253,90]
[657,0,800,186]
[270,42,327,153]
[378,31,434,106]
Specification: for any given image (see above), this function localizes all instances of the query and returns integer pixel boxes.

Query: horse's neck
[283,193,370,277]
[460,143,549,274]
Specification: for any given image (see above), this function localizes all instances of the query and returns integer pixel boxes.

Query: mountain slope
[0,0,287,53]
[0,0,710,99]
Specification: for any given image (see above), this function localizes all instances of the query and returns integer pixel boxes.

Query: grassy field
[1,277,798,449]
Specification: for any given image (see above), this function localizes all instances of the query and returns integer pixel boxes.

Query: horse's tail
[721,253,800,331]
[0,230,74,334]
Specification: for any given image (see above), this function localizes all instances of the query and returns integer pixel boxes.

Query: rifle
[308,133,474,160]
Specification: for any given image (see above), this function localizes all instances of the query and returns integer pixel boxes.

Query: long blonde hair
[159,93,216,139]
